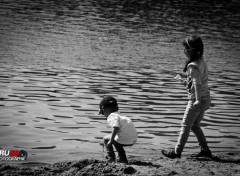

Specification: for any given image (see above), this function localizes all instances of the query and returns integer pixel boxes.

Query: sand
[0,152,239,176]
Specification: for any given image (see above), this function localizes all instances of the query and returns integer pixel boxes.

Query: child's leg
[191,113,210,151]
[113,142,128,163]
[175,100,201,154]
[103,135,115,161]
[191,97,211,151]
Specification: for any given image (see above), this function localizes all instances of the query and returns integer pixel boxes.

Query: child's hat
[98,96,117,115]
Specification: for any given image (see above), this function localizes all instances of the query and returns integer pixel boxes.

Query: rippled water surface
[0,0,240,163]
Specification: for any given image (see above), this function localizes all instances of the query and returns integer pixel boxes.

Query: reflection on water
[0,0,240,163]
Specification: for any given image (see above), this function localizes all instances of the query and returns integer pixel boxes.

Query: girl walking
[162,35,212,159]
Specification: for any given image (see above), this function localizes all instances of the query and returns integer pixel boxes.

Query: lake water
[0,0,240,163]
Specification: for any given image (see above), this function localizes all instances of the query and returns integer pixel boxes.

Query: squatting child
[98,96,138,163]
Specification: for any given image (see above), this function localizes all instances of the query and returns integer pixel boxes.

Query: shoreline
[1,152,240,176]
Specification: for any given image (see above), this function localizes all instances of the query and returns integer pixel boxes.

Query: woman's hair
[183,35,204,72]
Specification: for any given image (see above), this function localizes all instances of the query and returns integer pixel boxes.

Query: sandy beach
[1,152,240,176]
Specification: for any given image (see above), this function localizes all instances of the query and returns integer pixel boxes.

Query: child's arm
[193,83,202,111]
[108,127,119,145]
[174,74,187,86]
[189,65,202,110]
[193,83,201,104]
[181,80,187,87]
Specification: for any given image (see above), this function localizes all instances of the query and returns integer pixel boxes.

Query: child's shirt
[187,58,210,99]
[107,112,137,145]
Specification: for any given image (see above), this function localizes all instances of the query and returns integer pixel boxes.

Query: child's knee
[191,125,200,132]
[103,134,111,143]
[103,138,108,144]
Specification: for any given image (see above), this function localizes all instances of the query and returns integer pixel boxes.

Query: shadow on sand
[187,152,240,164]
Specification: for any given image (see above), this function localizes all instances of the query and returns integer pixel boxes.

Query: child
[99,96,138,163]
[162,35,212,159]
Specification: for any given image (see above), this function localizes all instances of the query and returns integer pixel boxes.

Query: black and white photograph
[0,0,239,175]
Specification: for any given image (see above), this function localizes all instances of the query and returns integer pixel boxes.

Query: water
[0,0,240,163]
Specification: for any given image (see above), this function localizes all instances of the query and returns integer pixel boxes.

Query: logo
[0,150,28,161]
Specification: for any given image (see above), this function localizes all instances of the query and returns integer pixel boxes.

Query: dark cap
[98,96,118,115]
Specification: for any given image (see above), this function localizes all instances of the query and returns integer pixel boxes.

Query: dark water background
[0,0,240,163]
